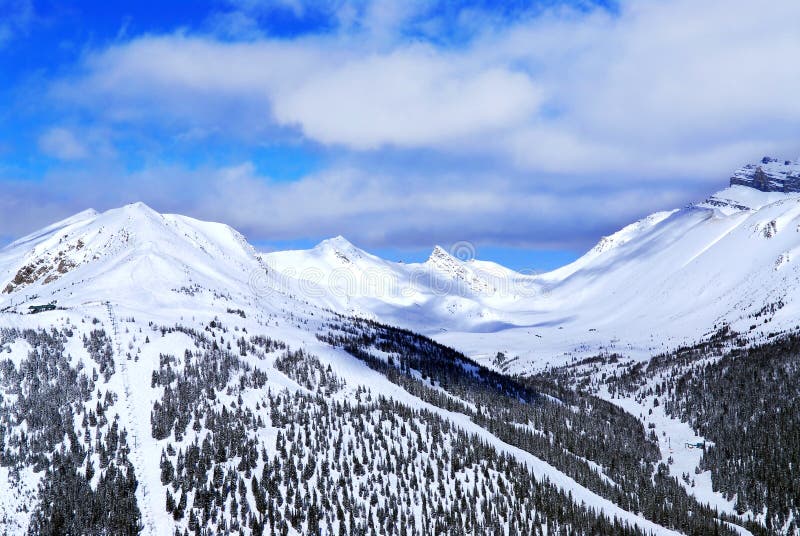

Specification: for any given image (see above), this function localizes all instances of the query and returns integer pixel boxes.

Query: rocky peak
[730,156,800,192]
[427,245,495,295]
[315,236,364,263]
[428,245,455,263]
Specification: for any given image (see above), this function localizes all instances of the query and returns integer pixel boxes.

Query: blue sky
[1,0,798,271]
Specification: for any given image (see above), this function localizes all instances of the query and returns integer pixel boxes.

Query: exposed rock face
[730,156,800,192]
[3,240,83,293]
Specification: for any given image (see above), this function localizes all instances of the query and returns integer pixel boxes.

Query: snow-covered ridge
[5,158,800,371]
[0,202,265,311]
[259,161,800,372]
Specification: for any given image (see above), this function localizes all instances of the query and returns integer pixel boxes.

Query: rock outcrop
[730,156,800,192]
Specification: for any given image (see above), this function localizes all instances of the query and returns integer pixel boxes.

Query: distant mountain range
[262,157,800,371]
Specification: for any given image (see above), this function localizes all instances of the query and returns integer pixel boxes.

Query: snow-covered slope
[455,182,800,370]
[262,159,800,372]
[0,158,795,536]
[0,202,726,536]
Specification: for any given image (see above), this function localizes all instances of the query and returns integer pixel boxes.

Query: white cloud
[272,46,543,148]
[59,36,542,149]
[55,0,800,179]
[0,159,699,253]
[171,162,698,250]
[38,127,89,160]
[29,0,800,251]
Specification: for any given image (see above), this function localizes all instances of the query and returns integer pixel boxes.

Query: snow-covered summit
[315,235,355,251]
[312,235,368,264]
[698,184,800,215]
[0,201,263,311]
[425,245,499,295]
[730,156,800,192]
[427,245,455,262]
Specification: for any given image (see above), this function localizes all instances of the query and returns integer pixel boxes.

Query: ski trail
[104,301,158,536]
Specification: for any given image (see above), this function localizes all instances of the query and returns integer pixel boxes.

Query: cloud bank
[5,0,800,254]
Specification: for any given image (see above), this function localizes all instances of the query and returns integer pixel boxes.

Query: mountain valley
[1,159,800,535]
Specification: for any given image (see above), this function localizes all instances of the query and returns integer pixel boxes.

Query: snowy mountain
[260,237,525,330]
[1,200,702,536]
[0,202,266,312]
[264,160,800,373]
[0,158,798,535]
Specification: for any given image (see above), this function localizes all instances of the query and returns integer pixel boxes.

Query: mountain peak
[313,236,367,265]
[427,245,464,272]
[114,201,162,218]
[428,245,455,262]
[0,200,262,302]
[316,235,358,252]
[730,156,800,192]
